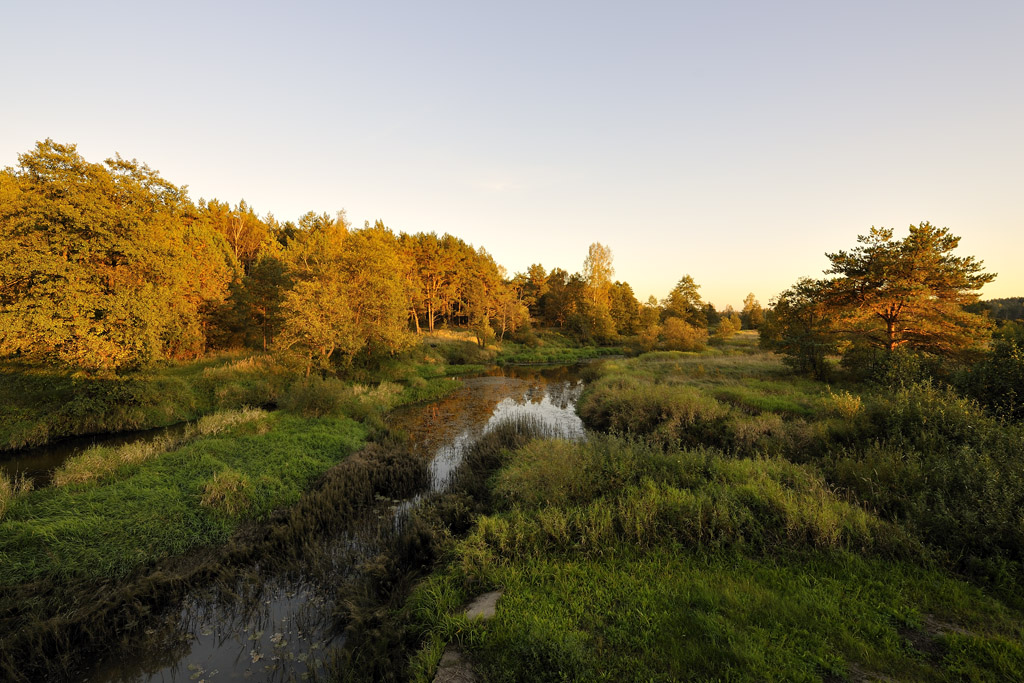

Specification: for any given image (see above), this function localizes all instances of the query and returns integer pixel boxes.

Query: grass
[404,432,1024,682]
[496,329,625,365]
[0,471,32,522]
[50,406,270,487]
[0,411,368,584]
[0,351,291,451]
[392,332,1024,682]
[411,550,1024,683]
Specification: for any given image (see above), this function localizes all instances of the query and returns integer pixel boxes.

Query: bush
[824,382,1024,562]
[959,338,1024,420]
[661,318,707,352]
[279,376,351,417]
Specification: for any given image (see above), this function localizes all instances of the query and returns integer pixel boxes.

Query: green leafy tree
[715,316,741,340]
[609,281,641,335]
[0,140,235,371]
[662,275,705,328]
[279,278,360,376]
[741,293,764,329]
[761,278,839,379]
[703,302,721,327]
[661,317,707,351]
[233,255,290,350]
[540,268,572,327]
[201,198,272,272]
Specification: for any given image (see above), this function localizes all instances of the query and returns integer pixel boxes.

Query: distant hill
[967,297,1024,321]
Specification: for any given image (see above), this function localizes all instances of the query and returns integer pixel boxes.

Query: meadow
[396,332,1024,682]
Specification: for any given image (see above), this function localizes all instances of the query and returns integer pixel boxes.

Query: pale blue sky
[2,1,1021,308]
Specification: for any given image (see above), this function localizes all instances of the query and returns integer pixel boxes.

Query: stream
[82,364,586,682]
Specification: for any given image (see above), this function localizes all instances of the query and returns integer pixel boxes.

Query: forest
[1,141,1023,682]
[0,140,747,379]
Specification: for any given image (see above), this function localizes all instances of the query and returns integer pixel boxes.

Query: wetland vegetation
[1,140,1023,681]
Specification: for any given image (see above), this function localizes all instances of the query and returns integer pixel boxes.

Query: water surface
[86,364,586,682]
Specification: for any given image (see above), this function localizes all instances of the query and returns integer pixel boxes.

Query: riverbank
[0,329,618,454]
[0,369,460,681]
[0,333,609,681]
[393,333,1024,681]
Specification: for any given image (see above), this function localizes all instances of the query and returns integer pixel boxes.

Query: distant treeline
[0,141,761,374]
[969,297,1024,322]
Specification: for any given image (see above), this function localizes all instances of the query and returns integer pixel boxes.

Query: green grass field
[399,332,1024,682]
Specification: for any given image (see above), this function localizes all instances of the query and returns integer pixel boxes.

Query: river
[82,364,586,682]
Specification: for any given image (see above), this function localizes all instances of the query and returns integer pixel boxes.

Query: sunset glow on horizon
[2,0,1021,308]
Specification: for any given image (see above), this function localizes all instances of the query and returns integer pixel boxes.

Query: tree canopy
[763,223,995,376]
[0,140,236,371]
[0,141,728,374]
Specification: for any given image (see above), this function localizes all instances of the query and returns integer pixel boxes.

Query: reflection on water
[86,364,586,682]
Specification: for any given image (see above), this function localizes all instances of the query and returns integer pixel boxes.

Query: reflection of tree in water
[91,366,587,683]
[406,373,586,490]
[391,366,586,461]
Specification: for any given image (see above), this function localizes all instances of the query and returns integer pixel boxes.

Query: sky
[2,0,1022,308]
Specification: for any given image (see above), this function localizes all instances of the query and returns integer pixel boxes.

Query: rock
[464,590,502,621]
[433,646,476,683]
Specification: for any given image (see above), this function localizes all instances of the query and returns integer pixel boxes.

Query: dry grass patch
[52,407,269,487]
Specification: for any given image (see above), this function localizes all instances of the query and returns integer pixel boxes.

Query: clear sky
[2,1,1021,308]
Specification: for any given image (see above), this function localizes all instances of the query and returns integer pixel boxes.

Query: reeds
[0,471,32,521]
[52,407,269,487]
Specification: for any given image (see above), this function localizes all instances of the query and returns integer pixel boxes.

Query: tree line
[0,141,762,375]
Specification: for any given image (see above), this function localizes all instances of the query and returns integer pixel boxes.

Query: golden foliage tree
[0,140,236,371]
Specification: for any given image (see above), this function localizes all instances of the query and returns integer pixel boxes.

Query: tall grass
[405,335,1024,681]
[404,433,1023,683]
[51,407,269,487]
[0,471,32,521]
[0,352,289,451]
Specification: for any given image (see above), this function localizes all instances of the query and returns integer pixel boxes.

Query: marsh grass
[200,468,254,517]
[51,406,269,487]
[460,437,917,574]
[399,334,1024,682]
[405,431,1023,682]
[0,352,289,451]
[0,470,32,521]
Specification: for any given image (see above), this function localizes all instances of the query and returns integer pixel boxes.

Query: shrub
[959,338,1024,420]
[820,388,862,419]
[661,318,708,352]
[279,376,351,417]
[824,382,1024,562]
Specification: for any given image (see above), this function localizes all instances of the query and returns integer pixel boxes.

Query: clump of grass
[280,376,414,420]
[0,471,33,521]
[579,376,730,447]
[51,408,269,487]
[192,405,268,436]
[462,437,916,573]
[200,468,253,517]
[729,413,786,454]
[821,387,863,419]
